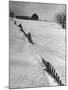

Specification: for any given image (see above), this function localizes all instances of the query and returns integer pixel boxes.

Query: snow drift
[9,18,65,88]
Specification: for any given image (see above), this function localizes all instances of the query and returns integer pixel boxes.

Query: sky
[9,1,66,21]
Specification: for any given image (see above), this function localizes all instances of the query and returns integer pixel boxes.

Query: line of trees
[9,11,39,21]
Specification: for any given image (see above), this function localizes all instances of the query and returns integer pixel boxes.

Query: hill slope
[9,18,65,88]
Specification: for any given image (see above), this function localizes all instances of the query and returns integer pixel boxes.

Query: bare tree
[54,12,66,29]
[9,10,14,17]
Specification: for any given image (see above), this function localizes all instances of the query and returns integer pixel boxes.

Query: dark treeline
[9,11,39,21]
[16,16,31,20]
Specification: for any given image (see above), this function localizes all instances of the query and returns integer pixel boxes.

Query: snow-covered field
[9,18,65,88]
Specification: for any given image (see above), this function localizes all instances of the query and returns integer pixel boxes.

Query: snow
[9,18,65,88]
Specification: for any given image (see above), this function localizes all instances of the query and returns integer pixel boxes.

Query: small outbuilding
[31,13,39,20]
